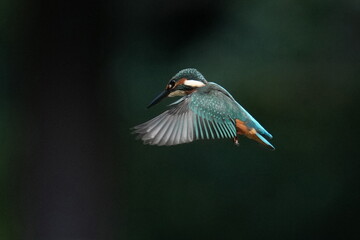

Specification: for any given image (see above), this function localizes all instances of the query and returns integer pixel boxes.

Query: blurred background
[2,0,360,239]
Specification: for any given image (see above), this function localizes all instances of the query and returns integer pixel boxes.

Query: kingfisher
[133,68,275,150]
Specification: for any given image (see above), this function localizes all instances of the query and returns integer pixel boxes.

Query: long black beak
[147,90,169,108]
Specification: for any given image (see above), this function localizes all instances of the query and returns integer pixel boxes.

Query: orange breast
[235,119,250,135]
[236,119,270,147]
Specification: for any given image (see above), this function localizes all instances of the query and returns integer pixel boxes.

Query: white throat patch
[184,80,206,88]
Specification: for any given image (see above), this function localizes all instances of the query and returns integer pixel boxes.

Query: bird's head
[147,68,208,108]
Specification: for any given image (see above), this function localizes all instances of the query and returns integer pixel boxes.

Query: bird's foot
[233,136,239,146]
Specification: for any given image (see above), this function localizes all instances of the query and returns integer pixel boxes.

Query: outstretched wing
[132,97,195,146]
[199,83,273,140]
[132,83,240,146]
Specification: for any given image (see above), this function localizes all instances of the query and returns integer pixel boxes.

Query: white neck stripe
[184,80,206,88]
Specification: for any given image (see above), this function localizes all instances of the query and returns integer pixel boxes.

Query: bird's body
[133,68,275,150]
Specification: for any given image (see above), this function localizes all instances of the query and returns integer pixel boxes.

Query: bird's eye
[168,80,176,89]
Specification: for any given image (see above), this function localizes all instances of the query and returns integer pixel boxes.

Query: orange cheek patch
[175,78,187,87]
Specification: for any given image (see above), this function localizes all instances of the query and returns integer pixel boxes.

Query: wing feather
[202,118,209,139]
[151,115,173,145]
[169,113,182,145]
[140,113,169,140]
[197,115,204,139]
[133,82,271,146]
[193,114,199,139]
[212,121,222,138]
[217,119,229,138]
[160,115,177,145]
[182,112,190,142]
[205,118,215,139]
[188,111,194,142]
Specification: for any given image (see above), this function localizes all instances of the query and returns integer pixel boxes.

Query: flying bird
[133,68,275,150]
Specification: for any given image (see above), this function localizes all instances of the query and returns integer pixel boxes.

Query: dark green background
[2,0,360,239]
